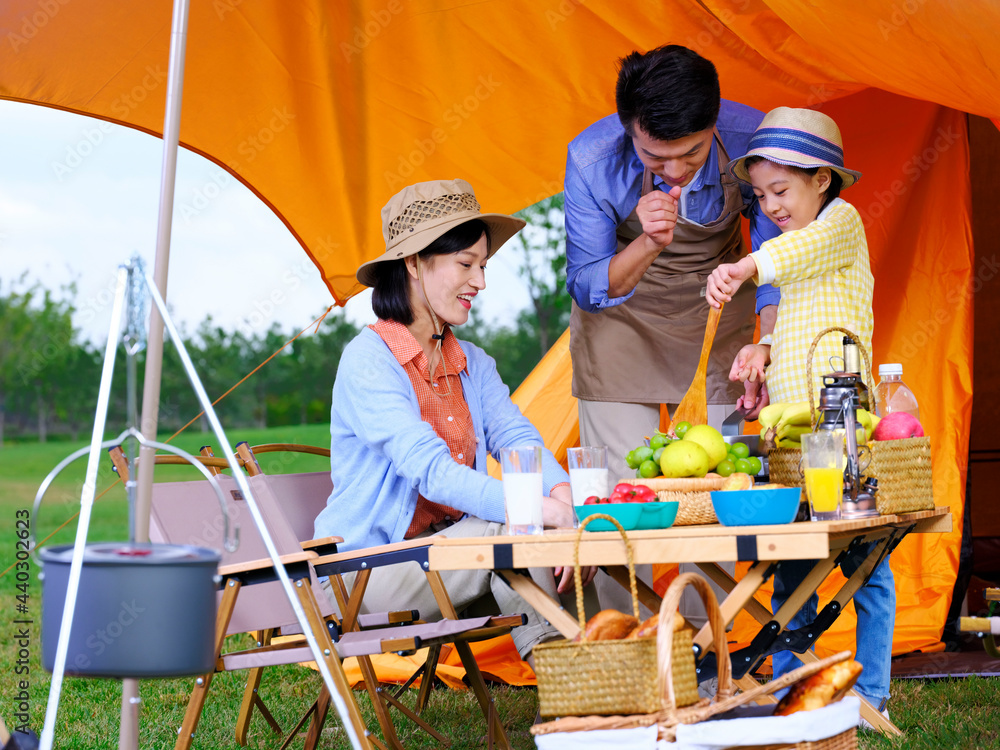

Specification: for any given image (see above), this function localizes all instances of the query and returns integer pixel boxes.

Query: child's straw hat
[727,107,862,188]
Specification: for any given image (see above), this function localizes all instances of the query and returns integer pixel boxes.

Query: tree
[0,276,78,445]
[511,193,572,356]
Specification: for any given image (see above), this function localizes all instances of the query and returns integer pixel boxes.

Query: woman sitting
[315,178,596,662]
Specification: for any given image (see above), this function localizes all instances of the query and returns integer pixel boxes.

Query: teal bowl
[709,487,802,526]
[575,501,679,531]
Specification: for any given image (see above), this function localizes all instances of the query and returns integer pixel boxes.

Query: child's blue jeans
[771,543,894,710]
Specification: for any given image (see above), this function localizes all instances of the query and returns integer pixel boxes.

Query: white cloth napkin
[534,725,658,750]
[659,697,860,750]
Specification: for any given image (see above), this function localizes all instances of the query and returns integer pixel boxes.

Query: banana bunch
[758,402,880,453]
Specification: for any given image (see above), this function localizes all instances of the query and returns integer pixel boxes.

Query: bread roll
[773,660,863,716]
[627,612,688,638]
[628,614,658,639]
[582,609,639,641]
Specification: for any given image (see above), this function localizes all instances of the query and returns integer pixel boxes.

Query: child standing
[706,107,892,719]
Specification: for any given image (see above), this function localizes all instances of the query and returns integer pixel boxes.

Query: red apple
[871,411,924,440]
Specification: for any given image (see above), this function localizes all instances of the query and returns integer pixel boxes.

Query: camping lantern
[40,542,220,678]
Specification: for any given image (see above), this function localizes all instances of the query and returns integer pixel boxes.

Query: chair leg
[292,578,375,749]
[453,641,511,750]
[175,578,241,750]
[414,644,442,713]
[303,687,331,750]
[236,628,281,745]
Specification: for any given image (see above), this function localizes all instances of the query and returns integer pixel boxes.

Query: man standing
[564,45,779,620]
[566,44,779,484]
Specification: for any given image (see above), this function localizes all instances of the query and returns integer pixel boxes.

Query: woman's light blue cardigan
[314,327,569,552]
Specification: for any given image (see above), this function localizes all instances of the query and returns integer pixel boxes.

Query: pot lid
[39,542,220,566]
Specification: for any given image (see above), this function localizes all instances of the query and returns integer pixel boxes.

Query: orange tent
[2,0,990,665]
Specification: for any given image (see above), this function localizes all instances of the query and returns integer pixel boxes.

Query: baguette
[773,660,863,716]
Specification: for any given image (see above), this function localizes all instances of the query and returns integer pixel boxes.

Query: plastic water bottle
[873,363,920,420]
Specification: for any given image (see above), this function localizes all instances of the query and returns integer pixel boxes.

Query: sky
[0,99,535,345]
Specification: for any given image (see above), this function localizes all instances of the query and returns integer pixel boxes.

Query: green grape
[716,459,736,477]
[674,421,692,438]
[625,449,641,469]
[652,446,665,463]
[633,446,654,465]
[734,458,753,475]
[746,456,762,475]
[649,433,669,451]
[639,459,661,478]
[731,442,750,459]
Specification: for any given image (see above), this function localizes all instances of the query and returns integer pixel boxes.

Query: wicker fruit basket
[534,573,859,748]
[629,476,728,525]
[533,513,699,717]
[766,326,933,515]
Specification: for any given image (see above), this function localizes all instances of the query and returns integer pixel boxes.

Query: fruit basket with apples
[621,422,762,525]
[766,327,934,515]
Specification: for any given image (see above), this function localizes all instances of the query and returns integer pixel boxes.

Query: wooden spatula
[661,304,723,433]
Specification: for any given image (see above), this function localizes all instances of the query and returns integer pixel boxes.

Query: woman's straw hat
[727,107,862,188]
[356,178,526,287]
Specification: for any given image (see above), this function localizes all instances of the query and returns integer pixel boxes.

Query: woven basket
[870,435,933,514]
[631,476,727,525]
[769,448,804,488]
[727,729,857,750]
[533,514,699,717]
[533,636,859,748]
[765,326,934,515]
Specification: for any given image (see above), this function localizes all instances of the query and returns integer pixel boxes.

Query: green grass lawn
[1,428,998,748]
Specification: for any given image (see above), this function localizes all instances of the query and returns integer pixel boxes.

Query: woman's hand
[553,563,599,595]
[543,491,598,593]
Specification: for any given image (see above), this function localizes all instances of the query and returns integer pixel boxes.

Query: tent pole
[120,0,191,747]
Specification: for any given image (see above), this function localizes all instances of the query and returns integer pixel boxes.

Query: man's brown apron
[570,130,757,406]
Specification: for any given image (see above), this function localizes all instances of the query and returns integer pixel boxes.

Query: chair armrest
[301,535,342,555]
[218,550,318,579]
[312,538,436,577]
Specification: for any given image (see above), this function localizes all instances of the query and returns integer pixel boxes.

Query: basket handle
[656,572,732,709]
[573,513,640,636]
[805,326,876,428]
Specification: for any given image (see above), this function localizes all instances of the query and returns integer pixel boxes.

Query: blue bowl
[575,501,680,531]
[709,487,802,526]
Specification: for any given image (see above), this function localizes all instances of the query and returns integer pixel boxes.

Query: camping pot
[40,542,220,678]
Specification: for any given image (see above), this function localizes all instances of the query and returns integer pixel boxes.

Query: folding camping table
[318,507,950,737]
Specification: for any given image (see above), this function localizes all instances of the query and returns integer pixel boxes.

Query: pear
[682,424,728,470]
[659,440,711,478]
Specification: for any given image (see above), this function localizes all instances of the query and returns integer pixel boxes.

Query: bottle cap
[878,363,903,376]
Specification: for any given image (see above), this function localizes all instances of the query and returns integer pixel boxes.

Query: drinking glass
[566,446,609,507]
[499,446,544,535]
[801,432,845,521]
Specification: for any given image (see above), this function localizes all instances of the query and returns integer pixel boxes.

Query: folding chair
[233,442,525,750]
[110,446,521,750]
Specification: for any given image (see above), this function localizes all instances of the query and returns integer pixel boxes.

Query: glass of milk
[567,446,610,507]
[499,446,544,535]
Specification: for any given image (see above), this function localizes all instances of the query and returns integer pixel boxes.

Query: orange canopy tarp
[2,0,989,664]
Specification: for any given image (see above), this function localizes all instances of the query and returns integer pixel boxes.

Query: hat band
[747,127,845,167]
[387,192,481,242]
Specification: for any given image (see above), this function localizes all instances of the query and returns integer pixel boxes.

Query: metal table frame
[316,508,950,737]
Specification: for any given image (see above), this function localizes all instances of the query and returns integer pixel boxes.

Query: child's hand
[729,344,771,420]
[707,263,741,308]
[729,344,770,384]
[707,256,758,309]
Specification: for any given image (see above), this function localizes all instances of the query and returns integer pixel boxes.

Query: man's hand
[707,255,758,309]
[737,379,770,420]
[636,186,681,249]
[729,343,771,420]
